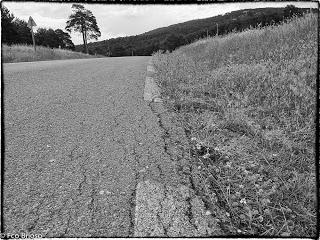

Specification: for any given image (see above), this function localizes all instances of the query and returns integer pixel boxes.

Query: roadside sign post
[27,16,37,51]
[216,23,219,36]
[30,29,36,51]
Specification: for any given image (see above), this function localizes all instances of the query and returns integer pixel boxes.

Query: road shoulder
[134,61,222,237]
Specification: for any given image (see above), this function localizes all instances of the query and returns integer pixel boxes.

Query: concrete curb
[134,59,222,237]
[143,60,162,103]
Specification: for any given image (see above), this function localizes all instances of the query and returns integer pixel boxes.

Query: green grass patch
[2,44,104,63]
[152,13,317,237]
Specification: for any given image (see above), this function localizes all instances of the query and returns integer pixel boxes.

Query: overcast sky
[3,1,317,45]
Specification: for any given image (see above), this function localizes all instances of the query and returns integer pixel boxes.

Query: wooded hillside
[76,6,316,57]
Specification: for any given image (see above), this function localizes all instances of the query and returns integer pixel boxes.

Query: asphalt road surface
[3,57,178,237]
[3,57,221,237]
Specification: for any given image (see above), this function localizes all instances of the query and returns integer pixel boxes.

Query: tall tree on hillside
[284,5,303,19]
[35,28,75,50]
[14,18,33,44]
[55,29,75,50]
[35,28,59,48]
[1,6,17,44]
[160,34,186,52]
[65,4,101,54]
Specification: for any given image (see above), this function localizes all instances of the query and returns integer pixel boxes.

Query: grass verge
[2,44,103,63]
[152,13,317,237]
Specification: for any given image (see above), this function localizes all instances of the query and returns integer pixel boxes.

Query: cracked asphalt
[2,57,187,237]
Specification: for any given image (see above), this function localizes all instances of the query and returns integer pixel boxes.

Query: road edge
[134,59,223,237]
[143,60,162,103]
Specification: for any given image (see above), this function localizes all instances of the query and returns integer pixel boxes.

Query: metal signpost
[27,16,37,51]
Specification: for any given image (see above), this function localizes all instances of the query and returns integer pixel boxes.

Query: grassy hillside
[2,44,102,63]
[76,7,316,57]
[152,13,317,237]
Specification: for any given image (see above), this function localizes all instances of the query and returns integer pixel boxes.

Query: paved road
[2,57,184,237]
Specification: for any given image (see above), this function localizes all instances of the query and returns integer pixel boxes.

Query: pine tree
[65,4,100,54]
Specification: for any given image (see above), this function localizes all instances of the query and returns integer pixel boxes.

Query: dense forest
[76,6,316,57]
[1,6,75,50]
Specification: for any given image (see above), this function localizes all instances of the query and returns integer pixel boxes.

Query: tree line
[1,4,101,53]
[1,6,75,50]
[2,4,315,56]
[78,5,315,57]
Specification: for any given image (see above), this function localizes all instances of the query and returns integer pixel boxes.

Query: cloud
[30,13,66,30]
[4,2,70,20]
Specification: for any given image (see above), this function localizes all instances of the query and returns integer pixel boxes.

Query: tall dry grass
[2,44,102,63]
[152,13,317,237]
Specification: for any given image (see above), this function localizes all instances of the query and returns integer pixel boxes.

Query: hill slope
[75,6,316,57]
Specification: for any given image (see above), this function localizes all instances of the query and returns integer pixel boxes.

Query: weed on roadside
[152,13,317,237]
[2,44,102,63]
